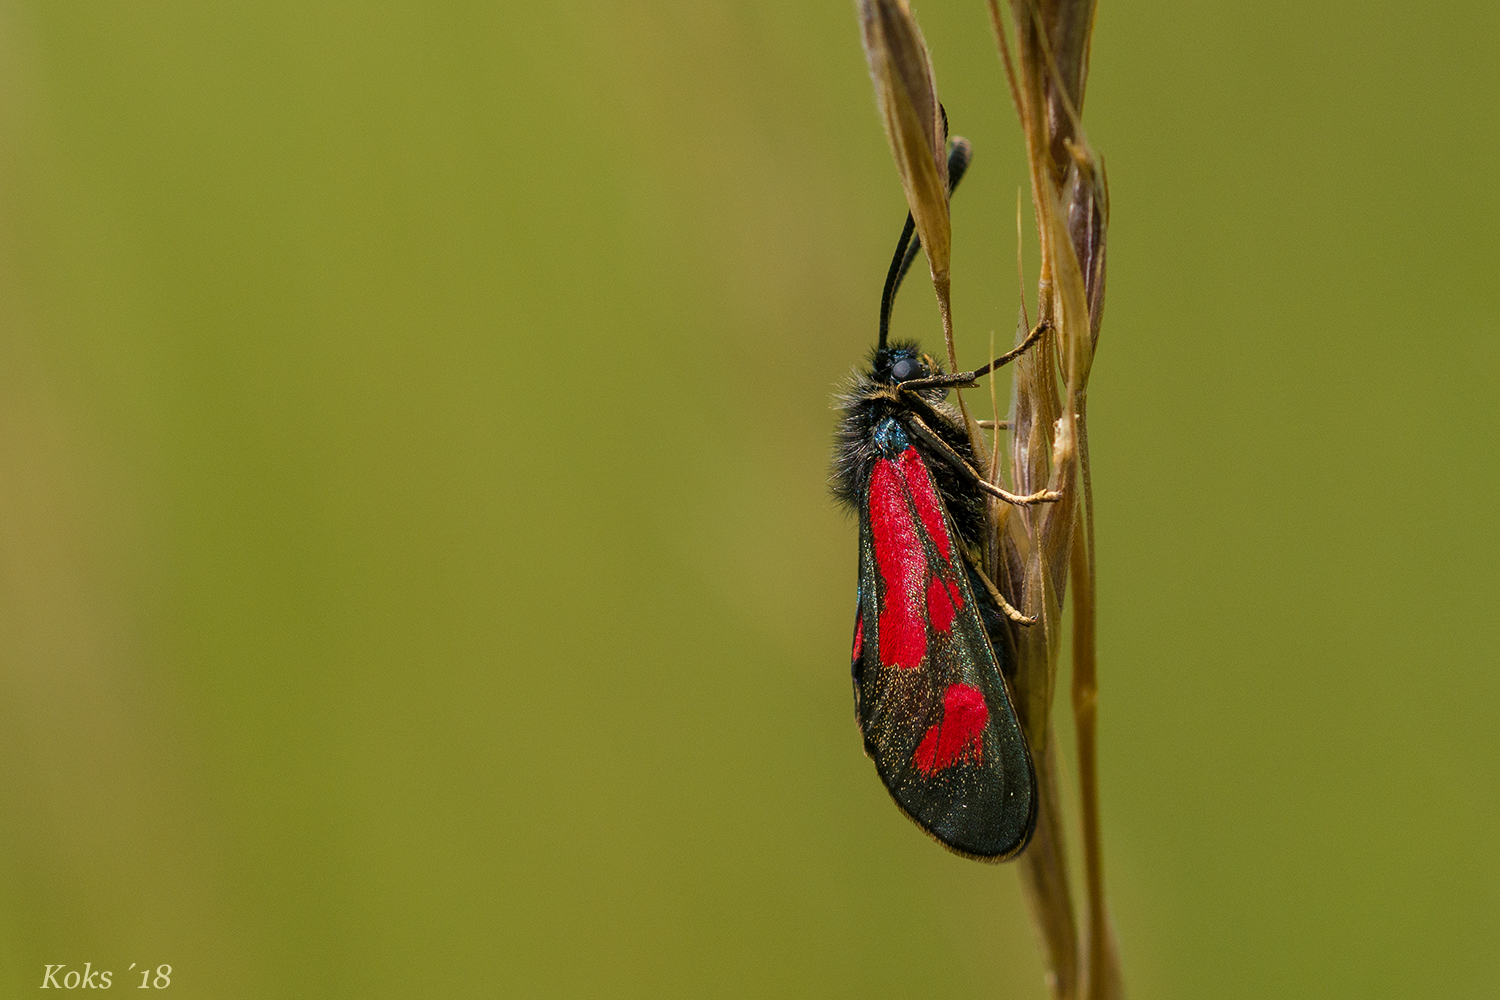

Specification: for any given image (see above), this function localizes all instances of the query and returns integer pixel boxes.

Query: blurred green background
[1,1,1496,996]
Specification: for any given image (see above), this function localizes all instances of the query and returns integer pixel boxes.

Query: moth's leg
[902,413,1062,507]
[897,319,1050,392]
[963,551,1036,626]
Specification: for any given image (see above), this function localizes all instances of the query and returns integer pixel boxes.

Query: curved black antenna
[877,137,975,351]
[895,139,971,292]
[877,215,918,351]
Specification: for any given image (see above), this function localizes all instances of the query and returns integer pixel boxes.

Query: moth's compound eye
[891,357,926,383]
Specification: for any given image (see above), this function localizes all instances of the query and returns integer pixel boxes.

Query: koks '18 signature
[40,963,172,988]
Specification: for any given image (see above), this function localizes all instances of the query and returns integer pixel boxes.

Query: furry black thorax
[831,340,989,555]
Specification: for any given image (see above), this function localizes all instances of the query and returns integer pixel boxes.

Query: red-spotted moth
[831,137,1050,860]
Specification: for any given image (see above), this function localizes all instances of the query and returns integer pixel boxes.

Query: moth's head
[871,342,942,387]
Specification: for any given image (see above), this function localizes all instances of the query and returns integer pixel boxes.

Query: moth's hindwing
[853,442,1036,860]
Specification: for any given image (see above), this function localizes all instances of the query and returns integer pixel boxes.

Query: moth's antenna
[877,216,917,352]
[877,137,974,352]
[896,139,971,293]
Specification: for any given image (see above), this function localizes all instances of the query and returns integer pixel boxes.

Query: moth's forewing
[853,445,1036,860]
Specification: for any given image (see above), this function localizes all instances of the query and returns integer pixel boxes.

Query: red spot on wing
[926,574,955,633]
[898,447,952,560]
[913,683,989,775]
[852,616,864,662]
[869,458,926,670]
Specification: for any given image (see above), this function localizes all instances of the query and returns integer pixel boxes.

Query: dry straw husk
[857,0,960,372]
[858,1,1122,998]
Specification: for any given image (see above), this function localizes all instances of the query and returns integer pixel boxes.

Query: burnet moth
[832,135,1054,860]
